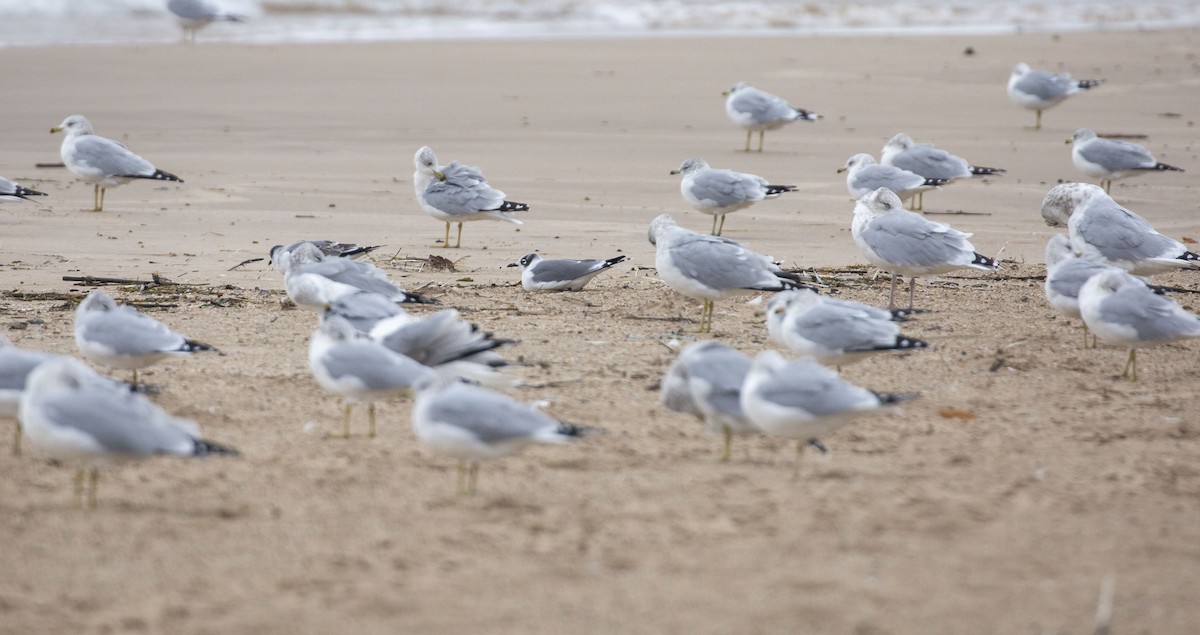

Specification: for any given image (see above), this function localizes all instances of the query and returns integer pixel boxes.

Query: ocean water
[3,0,1199,47]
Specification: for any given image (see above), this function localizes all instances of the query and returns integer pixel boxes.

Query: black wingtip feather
[764,184,798,196]
[193,439,239,457]
[14,186,48,198]
[398,292,439,305]
[924,177,951,187]
[872,391,920,406]
[794,109,822,121]
[603,255,629,268]
[557,422,606,438]
[181,339,218,354]
[889,308,930,321]
[972,252,999,269]
[1181,251,1200,262]
[1077,79,1104,90]
[969,166,1006,176]
[140,169,183,183]
[1152,162,1184,172]
[497,200,530,212]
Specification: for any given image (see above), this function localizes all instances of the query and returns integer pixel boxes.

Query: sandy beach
[1,28,1199,633]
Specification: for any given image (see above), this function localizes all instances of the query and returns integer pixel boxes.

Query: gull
[671,157,797,235]
[411,377,600,495]
[1069,128,1184,194]
[838,153,948,209]
[766,289,928,368]
[166,0,244,43]
[279,242,436,308]
[0,336,57,455]
[660,341,757,462]
[369,309,518,388]
[648,214,808,333]
[1079,269,1200,381]
[50,115,182,212]
[0,175,47,202]
[19,357,237,508]
[1007,63,1103,129]
[412,146,529,249]
[740,351,914,474]
[1041,182,1200,275]
[724,82,821,152]
[309,313,436,439]
[1043,234,1128,348]
[879,132,1005,210]
[74,290,216,387]
[268,240,382,273]
[851,188,998,310]
[508,253,627,292]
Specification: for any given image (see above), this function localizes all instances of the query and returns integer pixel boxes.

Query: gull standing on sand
[0,175,47,202]
[724,82,821,152]
[660,341,757,462]
[851,188,998,310]
[309,313,436,439]
[1043,234,1127,348]
[740,351,914,474]
[75,290,216,387]
[412,146,529,249]
[1069,128,1184,194]
[50,115,183,212]
[411,377,600,495]
[19,357,237,508]
[1079,269,1200,381]
[166,0,244,43]
[1041,183,1200,275]
[766,289,928,368]
[649,214,807,333]
[671,157,797,236]
[508,253,627,292]
[839,154,948,208]
[279,242,436,309]
[880,133,1005,210]
[0,337,57,455]
[1007,63,1103,129]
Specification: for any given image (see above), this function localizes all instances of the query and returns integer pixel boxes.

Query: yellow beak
[669,169,680,175]
[433,169,445,181]
[50,126,62,134]
[1064,138,1073,145]
[836,167,847,173]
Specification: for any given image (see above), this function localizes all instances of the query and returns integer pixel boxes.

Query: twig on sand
[228,257,264,271]
[923,210,992,216]
[64,274,175,287]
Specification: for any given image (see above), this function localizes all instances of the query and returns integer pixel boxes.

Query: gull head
[838,153,876,174]
[857,187,904,217]
[1043,234,1079,269]
[648,214,679,246]
[1040,182,1107,227]
[1068,128,1097,146]
[50,114,93,137]
[723,81,750,97]
[510,253,541,270]
[25,356,96,396]
[413,146,443,180]
[670,157,709,176]
[884,132,914,152]
[1081,269,1138,303]
[1010,62,1031,79]
[77,290,118,315]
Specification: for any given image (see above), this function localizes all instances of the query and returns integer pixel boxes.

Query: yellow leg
[743,130,751,152]
[74,468,86,507]
[98,187,106,212]
[698,299,714,333]
[719,426,732,463]
[916,191,924,211]
[87,468,99,509]
[716,214,726,236]
[710,214,718,235]
[757,130,765,152]
[1121,349,1137,381]
[454,222,464,249]
[12,421,21,456]
[442,222,451,248]
[341,402,352,439]
[368,403,377,438]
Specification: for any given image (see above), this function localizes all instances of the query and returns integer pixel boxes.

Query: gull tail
[554,422,606,439]
[923,177,951,187]
[181,339,219,354]
[340,244,383,259]
[970,252,999,271]
[191,438,239,457]
[968,165,1006,177]
[496,200,530,212]
[889,335,928,352]
[398,291,438,305]
[135,169,183,183]
[1076,78,1104,90]
[764,184,798,196]
[12,186,47,199]
[1148,162,1184,173]
[601,255,628,269]
[871,391,920,406]
[793,108,822,122]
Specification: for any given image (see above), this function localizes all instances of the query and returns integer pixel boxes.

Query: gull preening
[19,357,237,508]
[839,153,949,208]
[1043,234,1126,348]
[509,253,627,292]
[649,214,807,333]
[851,188,998,310]
[74,290,216,387]
[766,289,928,368]
[724,82,821,152]
[740,351,915,474]
[671,157,797,236]
[660,341,756,462]
[1069,128,1184,194]
[411,378,601,495]
[1041,183,1200,275]
[51,115,183,212]
[268,240,382,273]
[0,336,57,455]
[412,146,529,249]
[1079,270,1200,381]
[278,242,436,309]
[1007,63,1103,129]
[0,175,47,202]
[879,132,1005,210]
[166,0,244,43]
[368,309,517,388]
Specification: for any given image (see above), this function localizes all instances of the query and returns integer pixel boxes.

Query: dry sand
[1,28,1199,634]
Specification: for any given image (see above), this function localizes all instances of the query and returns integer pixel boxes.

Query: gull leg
[710,214,719,235]
[1121,349,1138,381]
[442,222,451,248]
[455,222,464,249]
[1082,324,1092,349]
[743,130,751,152]
[130,369,139,388]
[87,468,99,510]
[1035,110,1042,130]
[467,462,480,495]
[341,402,352,439]
[720,426,732,463]
[1103,180,1112,195]
[368,403,377,438]
[456,461,467,496]
[887,274,899,311]
[74,468,86,507]
[98,187,106,212]
[699,299,714,333]
[907,277,917,311]
[793,440,806,479]
[916,191,924,211]
[757,130,765,152]
[91,185,100,211]
[12,421,21,456]
[716,214,726,236]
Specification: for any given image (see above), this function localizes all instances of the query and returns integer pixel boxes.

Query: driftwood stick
[228,257,264,271]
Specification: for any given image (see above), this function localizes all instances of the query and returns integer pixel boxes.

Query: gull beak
[721,91,730,97]
[50,126,62,134]
[772,306,786,315]
[433,169,445,181]
[836,167,847,173]
[1064,138,1073,145]
[669,169,680,175]
[505,262,519,268]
